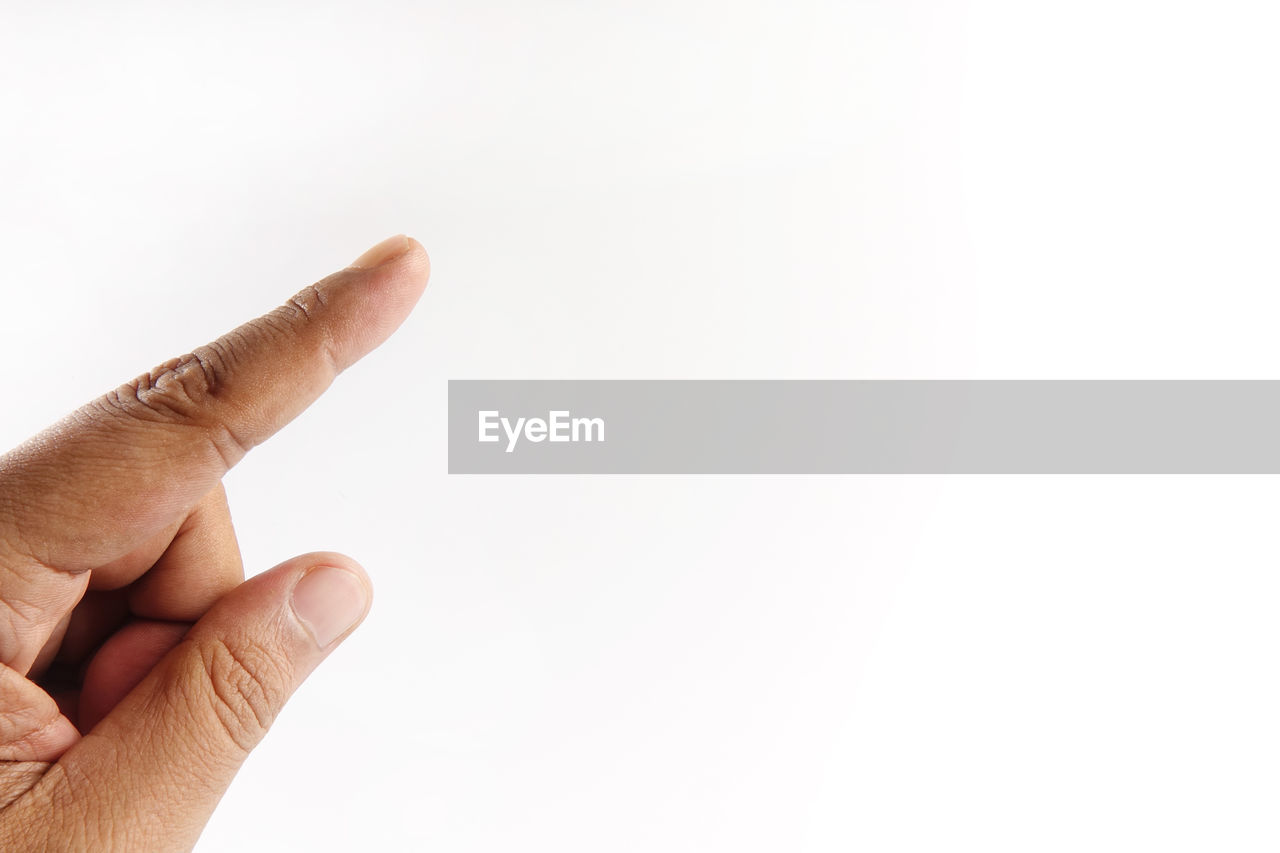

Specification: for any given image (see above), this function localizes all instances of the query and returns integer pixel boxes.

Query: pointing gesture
[0,235,429,851]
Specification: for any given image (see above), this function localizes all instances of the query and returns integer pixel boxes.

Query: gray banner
[447,380,1280,474]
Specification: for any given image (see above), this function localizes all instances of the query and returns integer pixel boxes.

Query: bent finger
[124,482,244,618]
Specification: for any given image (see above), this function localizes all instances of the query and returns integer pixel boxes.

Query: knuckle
[130,350,223,418]
[282,283,327,322]
[267,284,339,375]
[193,637,285,754]
[262,283,323,336]
[99,341,252,466]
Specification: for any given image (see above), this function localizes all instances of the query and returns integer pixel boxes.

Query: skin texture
[0,235,430,850]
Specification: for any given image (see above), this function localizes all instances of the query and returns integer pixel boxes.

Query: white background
[3,2,1280,850]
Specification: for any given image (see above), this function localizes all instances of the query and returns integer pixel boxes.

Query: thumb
[29,552,372,852]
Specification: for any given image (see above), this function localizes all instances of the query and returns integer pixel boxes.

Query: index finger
[0,234,429,578]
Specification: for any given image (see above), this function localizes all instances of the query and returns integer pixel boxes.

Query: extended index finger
[0,234,429,578]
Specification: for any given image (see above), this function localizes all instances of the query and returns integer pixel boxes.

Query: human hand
[0,235,430,851]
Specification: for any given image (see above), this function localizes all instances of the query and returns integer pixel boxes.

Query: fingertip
[290,564,372,649]
[378,234,430,306]
[7,713,81,762]
[346,233,429,284]
[374,235,430,303]
[295,237,430,373]
[348,234,409,269]
[287,550,373,589]
[40,714,82,760]
[404,236,430,278]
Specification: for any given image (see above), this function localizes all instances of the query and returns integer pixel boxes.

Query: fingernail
[291,566,370,648]
[349,234,409,269]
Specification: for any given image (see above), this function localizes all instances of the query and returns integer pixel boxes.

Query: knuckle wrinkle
[195,638,282,754]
